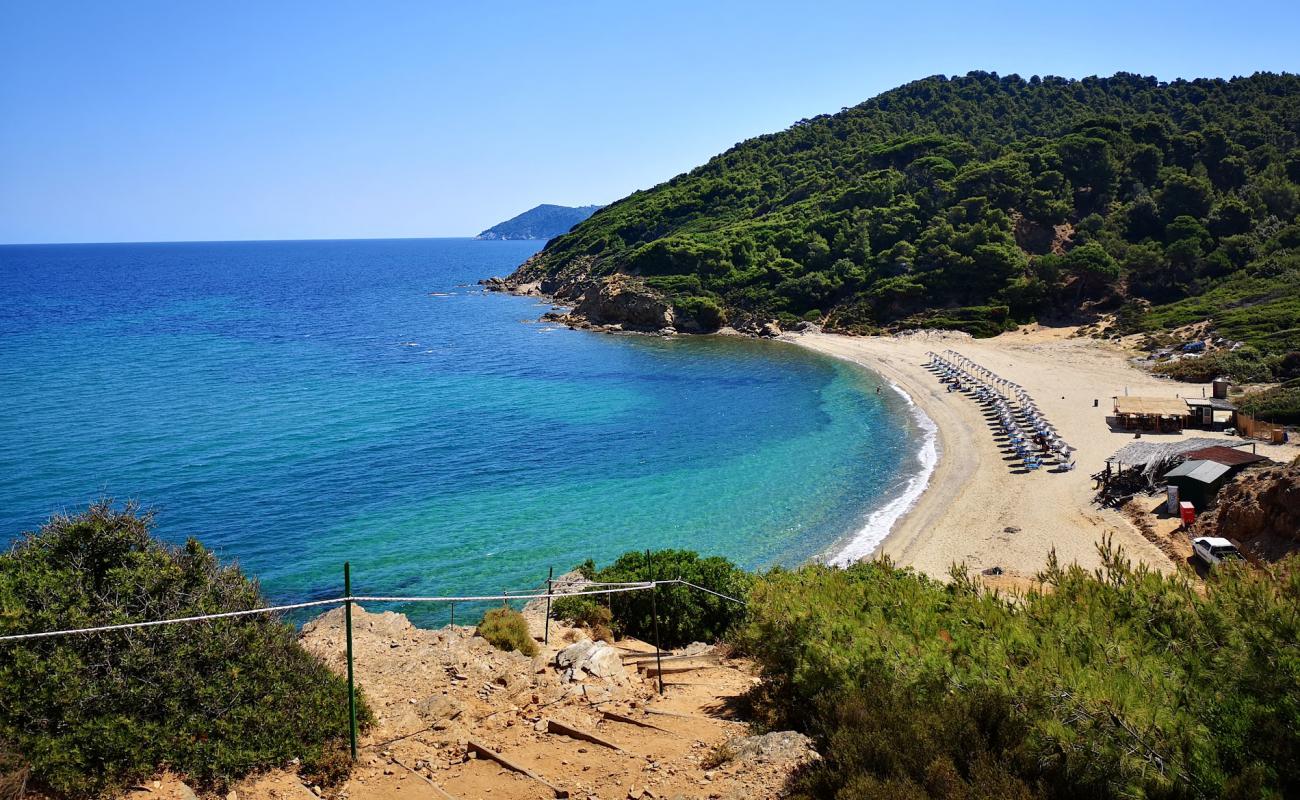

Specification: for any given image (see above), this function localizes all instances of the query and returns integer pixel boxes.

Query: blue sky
[2,1,1299,244]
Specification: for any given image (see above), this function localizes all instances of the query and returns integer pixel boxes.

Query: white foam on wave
[825,379,940,566]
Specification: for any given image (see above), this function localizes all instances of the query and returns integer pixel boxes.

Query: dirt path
[168,606,812,800]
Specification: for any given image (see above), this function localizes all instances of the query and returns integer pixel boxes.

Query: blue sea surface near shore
[0,238,929,624]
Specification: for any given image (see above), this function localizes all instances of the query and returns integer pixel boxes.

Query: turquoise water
[0,238,924,623]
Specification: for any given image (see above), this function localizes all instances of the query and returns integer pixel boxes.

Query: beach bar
[1184,397,1237,430]
[1113,396,1191,432]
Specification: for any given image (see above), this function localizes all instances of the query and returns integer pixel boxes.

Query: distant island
[475,204,603,240]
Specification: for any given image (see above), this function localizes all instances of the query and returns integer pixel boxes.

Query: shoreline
[784,327,1300,581]
[791,331,985,575]
[823,372,940,566]
[493,280,1297,579]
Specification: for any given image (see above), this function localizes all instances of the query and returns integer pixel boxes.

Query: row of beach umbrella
[925,350,1076,472]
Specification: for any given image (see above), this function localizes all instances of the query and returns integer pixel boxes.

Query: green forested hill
[514,72,1300,378]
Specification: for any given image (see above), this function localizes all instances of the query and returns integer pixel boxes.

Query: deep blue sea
[0,238,928,623]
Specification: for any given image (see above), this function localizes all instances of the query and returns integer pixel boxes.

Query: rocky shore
[480,257,797,339]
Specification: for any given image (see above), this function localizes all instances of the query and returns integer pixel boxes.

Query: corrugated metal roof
[1180,445,1268,467]
[1164,459,1232,484]
[1184,397,1237,410]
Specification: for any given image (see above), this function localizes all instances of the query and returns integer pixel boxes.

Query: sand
[789,326,1298,583]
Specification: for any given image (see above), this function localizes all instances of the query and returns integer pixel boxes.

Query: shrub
[550,596,614,642]
[298,740,352,789]
[1237,384,1300,424]
[1152,348,1276,383]
[570,550,752,648]
[476,606,538,656]
[672,295,727,331]
[735,542,1300,799]
[0,502,371,798]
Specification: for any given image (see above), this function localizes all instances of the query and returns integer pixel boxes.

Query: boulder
[720,731,818,765]
[415,694,465,729]
[759,320,782,338]
[556,639,596,670]
[555,638,627,683]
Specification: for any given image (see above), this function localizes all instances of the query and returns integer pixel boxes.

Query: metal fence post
[344,562,358,760]
[544,566,554,645]
[646,549,664,695]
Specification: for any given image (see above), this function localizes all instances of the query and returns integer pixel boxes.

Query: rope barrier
[0,597,348,642]
[346,582,656,605]
[0,580,739,643]
[0,577,748,644]
[672,579,747,605]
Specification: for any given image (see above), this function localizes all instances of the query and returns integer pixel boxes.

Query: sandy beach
[790,327,1298,583]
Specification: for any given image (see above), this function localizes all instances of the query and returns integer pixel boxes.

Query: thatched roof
[1107,437,1227,467]
[1113,396,1191,417]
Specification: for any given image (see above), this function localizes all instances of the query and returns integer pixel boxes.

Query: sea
[0,238,934,623]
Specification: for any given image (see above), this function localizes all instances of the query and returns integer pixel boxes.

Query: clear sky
[2,1,1299,244]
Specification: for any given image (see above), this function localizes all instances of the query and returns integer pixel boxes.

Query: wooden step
[600,710,673,734]
[466,739,568,798]
[544,718,625,753]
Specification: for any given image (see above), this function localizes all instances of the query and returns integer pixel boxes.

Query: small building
[1183,397,1237,430]
[1113,396,1191,432]
[1163,459,1233,510]
[1179,445,1268,469]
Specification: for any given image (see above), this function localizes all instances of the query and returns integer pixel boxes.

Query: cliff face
[1196,461,1300,561]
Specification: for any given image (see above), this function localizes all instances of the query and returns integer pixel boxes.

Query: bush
[735,542,1300,799]
[299,740,353,789]
[476,606,538,656]
[1152,348,1276,383]
[0,502,371,798]
[1237,384,1300,424]
[672,295,727,331]
[550,597,614,642]
[568,550,752,648]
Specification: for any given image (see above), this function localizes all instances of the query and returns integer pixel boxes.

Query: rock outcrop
[1195,461,1300,561]
[569,275,675,331]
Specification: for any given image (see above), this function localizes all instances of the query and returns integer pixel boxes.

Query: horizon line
[0,234,555,247]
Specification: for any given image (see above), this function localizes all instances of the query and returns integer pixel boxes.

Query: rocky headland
[481,255,795,339]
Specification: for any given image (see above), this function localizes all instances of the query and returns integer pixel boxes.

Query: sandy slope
[147,603,807,800]
[789,327,1297,583]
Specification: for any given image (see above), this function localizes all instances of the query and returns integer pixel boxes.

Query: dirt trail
[168,602,812,800]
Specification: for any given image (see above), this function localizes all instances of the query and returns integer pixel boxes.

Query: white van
[1192,537,1244,567]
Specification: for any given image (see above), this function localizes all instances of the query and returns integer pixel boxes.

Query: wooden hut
[1163,459,1232,510]
[1113,397,1191,432]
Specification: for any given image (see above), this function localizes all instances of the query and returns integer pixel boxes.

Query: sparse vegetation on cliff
[476,606,539,656]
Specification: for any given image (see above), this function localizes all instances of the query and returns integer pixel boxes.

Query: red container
[1179,501,1196,526]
